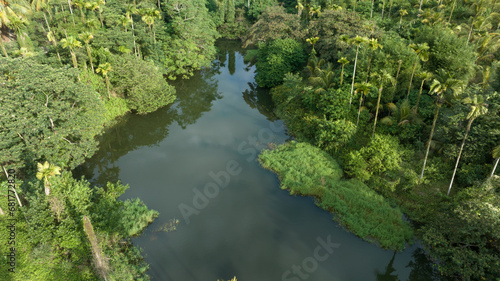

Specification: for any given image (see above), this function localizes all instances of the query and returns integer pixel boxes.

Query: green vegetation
[259,141,413,250]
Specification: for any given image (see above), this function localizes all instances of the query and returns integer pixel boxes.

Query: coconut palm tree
[348,35,367,105]
[307,55,324,76]
[420,69,465,181]
[96,62,112,98]
[365,38,383,82]
[370,70,395,137]
[60,36,82,68]
[36,161,61,195]
[79,31,94,72]
[491,144,500,177]
[448,95,488,195]
[407,43,429,100]
[414,71,432,113]
[338,57,349,86]
[354,82,372,126]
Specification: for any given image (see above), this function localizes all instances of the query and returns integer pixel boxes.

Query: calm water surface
[77,40,440,281]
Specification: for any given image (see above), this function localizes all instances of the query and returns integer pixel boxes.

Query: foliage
[111,55,176,114]
[255,38,306,87]
[259,141,413,250]
[0,58,104,170]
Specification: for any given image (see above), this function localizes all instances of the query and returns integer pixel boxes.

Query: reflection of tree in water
[406,248,442,281]
[375,252,400,281]
[242,82,278,122]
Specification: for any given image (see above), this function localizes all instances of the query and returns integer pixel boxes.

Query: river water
[77,40,440,281]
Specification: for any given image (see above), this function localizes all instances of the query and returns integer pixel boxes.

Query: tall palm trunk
[105,75,110,98]
[407,61,417,100]
[85,44,94,72]
[357,94,363,126]
[420,104,441,181]
[372,85,383,137]
[448,118,474,195]
[79,7,86,23]
[448,0,455,23]
[340,64,345,85]
[395,60,402,85]
[371,0,375,18]
[350,45,360,105]
[419,0,423,10]
[381,0,386,19]
[70,50,78,68]
[491,158,499,177]
[131,19,137,56]
[68,0,76,25]
[366,54,373,83]
[414,79,425,113]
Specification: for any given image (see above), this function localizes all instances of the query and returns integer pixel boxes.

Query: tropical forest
[0,0,499,280]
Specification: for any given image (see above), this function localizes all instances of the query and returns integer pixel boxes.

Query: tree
[309,63,334,94]
[338,57,349,86]
[47,31,62,63]
[365,38,383,82]
[96,62,112,98]
[371,70,395,137]
[399,9,408,27]
[420,69,465,181]
[448,95,488,195]
[348,35,367,105]
[140,8,160,43]
[60,36,82,68]
[354,82,372,126]
[36,161,61,195]
[73,0,86,23]
[491,144,500,177]
[407,43,429,100]
[0,58,104,170]
[79,31,94,72]
[414,71,432,113]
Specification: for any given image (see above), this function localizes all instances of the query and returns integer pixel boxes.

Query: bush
[255,38,306,88]
[111,55,176,114]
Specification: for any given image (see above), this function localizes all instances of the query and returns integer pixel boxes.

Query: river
[76,40,440,281]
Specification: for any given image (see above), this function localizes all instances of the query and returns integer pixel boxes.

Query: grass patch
[259,141,414,251]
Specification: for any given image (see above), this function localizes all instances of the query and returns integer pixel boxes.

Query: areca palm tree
[414,71,432,113]
[365,38,383,82]
[73,0,86,23]
[7,16,29,48]
[126,5,138,56]
[79,31,94,72]
[448,95,488,195]
[36,161,61,195]
[338,57,349,86]
[60,36,82,68]
[371,70,395,137]
[140,8,160,43]
[399,9,408,27]
[96,62,112,98]
[354,82,372,126]
[348,35,367,105]
[407,43,429,100]
[491,144,500,177]
[420,69,465,181]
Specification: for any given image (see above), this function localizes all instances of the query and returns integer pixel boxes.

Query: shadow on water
[74,39,442,281]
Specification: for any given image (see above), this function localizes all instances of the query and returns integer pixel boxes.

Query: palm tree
[420,69,465,181]
[381,0,386,19]
[120,15,131,32]
[140,8,160,43]
[307,55,325,76]
[447,95,488,195]
[348,35,367,105]
[126,5,138,56]
[447,0,456,23]
[338,57,349,86]
[371,70,395,137]
[36,161,61,195]
[394,59,402,86]
[7,16,29,48]
[365,38,383,82]
[399,9,408,27]
[370,0,375,18]
[47,31,62,63]
[414,71,432,113]
[407,43,430,100]
[79,31,94,72]
[491,144,500,177]
[96,62,113,98]
[354,82,372,126]
[73,0,86,23]
[306,36,319,55]
[309,63,334,94]
[60,36,82,68]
